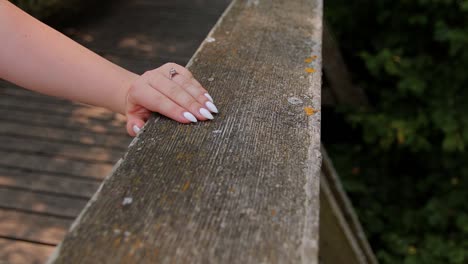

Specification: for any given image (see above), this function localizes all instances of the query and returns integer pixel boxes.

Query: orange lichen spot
[304,107,317,116]
[304,56,317,63]
[182,180,190,192]
[114,237,121,247]
[305,67,316,73]
[271,209,277,216]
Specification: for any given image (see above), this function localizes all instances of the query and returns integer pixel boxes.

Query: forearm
[0,0,138,114]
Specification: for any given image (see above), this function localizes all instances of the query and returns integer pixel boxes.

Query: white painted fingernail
[204,93,214,102]
[205,101,219,113]
[199,108,214,120]
[132,125,141,134]
[183,112,197,123]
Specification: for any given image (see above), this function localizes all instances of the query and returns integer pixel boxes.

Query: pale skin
[0,0,218,137]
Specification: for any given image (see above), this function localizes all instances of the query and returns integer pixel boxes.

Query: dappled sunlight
[0,212,67,244]
[64,27,95,44]
[0,175,14,185]
[70,105,127,135]
[71,105,115,120]
[119,36,154,54]
[0,239,55,264]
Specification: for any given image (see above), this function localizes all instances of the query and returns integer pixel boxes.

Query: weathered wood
[0,95,116,120]
[1,0,232,262]
[320,146,378,264]
[0,167,100,198]
[0,188,87,218]
[0,122,131,149]
[0,136,121,163]
[0,82,71,103]
[0,108,126,136]
[66,0,230,61]
[0,209,71,245]
[0,238,54,264]
[49,0,323,263]
[0,151,114,180]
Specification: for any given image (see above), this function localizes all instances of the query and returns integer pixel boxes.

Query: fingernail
[205,101,219,113]
[199,108,214,120]
[183,112,197,122]
[133,125,141,134]
[204,93,214,102]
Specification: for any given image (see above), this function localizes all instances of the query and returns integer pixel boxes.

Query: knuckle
[181,79,193,89]
[197,93,208,102]
[188,99,200,110]
[180,68,193,78]
[142,70,153,77]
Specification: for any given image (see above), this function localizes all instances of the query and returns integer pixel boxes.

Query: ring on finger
[169,68,178,80]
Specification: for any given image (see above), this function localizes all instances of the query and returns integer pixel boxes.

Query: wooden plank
[0,238,55,264]
[66,1,229,62]
[49,0,322,263]
[0,122,131,149]
[0,136,122,163]
[318,146,378,264]
[0,209,71,245]
[0,82,71,104]
[0,151,114,180]
[0,107,127,136]
[0,96,116,120]
[0,187,87,218]
[0,167,100,198]
[319,171,366,264]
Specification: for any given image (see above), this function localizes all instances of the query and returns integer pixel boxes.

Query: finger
[126,115,146,137]
[131,83,198,124]
[125,106,150,137]
[162,63,216,104]
[147,71,214,121]
[170,71,219,113]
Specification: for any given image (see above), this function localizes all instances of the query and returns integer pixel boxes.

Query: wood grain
[0,136,121,163]
[0,122,130,149]
[0,187,87,218]
[0,151,113,180]
[50,0,322,263]
[0,209,71,245]
[0,167,100,198]
[0,238,54,264]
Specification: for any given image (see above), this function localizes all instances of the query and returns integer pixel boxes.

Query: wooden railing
[48,0,323,263]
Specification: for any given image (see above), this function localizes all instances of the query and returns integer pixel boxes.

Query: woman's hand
[125,63,218,136]
[0,2,216,136]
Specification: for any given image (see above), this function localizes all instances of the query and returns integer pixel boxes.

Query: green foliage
[328,0,468,153]
[325,0,468,263]
[328,144,468,264]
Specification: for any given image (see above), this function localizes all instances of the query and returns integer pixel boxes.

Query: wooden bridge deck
[0,0,230,263]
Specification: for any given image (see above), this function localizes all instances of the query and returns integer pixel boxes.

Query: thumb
[126,113,147,137]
